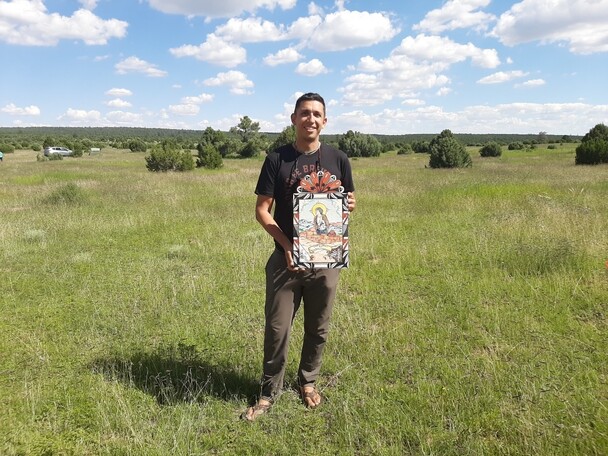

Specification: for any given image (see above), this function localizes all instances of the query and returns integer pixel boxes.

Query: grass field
[1,145,606,455]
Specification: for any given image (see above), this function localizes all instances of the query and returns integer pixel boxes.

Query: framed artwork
[293,191,349,269]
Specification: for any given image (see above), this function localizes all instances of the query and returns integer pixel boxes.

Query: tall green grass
[1,146,606,455]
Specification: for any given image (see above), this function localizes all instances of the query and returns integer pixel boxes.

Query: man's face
[291,100,327,142]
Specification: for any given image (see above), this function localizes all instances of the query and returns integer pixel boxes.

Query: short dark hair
[294,92,326,115]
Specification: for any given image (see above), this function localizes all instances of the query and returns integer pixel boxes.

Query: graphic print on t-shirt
[296,168,343,193]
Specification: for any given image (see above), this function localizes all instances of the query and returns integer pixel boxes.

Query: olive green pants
[260,249,340,399]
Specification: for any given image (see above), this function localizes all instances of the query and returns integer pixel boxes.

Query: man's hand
[347,192,356,212]
[285,249,305,272]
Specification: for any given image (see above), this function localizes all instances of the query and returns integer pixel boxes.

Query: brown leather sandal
[300,386,323,409]
[241,399,272,421]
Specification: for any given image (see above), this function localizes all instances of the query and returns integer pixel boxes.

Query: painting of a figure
[293,192,349,268]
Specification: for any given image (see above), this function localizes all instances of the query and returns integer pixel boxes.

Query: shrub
[145,143,194,172]
[71,143,85,157]
[218,137,241,158]
[47,153,63,161]
[195,127,237,158]
[428,130,472,168]
[397,143,412,155]
[479,142,502,157]
[575,124,608,165]
[269,125,295,153]
[508,142,524,150]
[230,116,267,158]
[128,139,147,153]
[581,123,608,142]
[547,144,558,150]
[411,140,431,154]
[381,142,394,153]
[231,116,260,144]
[575,139,608,165]
[338,130,382,157]
[196,143,223,169]
[240,139,262,158]
[0,143,15,153]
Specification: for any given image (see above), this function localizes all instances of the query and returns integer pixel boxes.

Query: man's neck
[294,139,321,154]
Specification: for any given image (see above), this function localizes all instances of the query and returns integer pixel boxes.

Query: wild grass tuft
[42,182,87,205]
[23,229,48,244]
[498,236,587,276]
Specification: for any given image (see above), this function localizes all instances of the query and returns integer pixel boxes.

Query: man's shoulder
[266,144,295,161]
[321,143,348,160]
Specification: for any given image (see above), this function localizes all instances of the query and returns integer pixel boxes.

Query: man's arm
[255,194,302,271]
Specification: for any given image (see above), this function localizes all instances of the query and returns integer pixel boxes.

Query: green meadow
[0,145,606,455]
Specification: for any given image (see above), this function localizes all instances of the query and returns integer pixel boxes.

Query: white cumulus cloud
[115,56,167,77]
[166,92,213,119]
[414,0,496,33]
[2,103,41,116]
[307,10,399,51]
[170,6,399,68]
[0,0,127,46]
[264,47,303,66]
[106,88,133,97]
[516,78,546,88]
[203,71,254,95]
[308,2,324,16]
[58,108,101,123]
[285,15,323,40]
[295,59,328,77]
[106,110,143,126]
[180,93,214,105]
[402,99,426,107]
[106,98,132,108]
[436,87,453,96]
[394,34,500,69]
[492,0,608,54]
[169,104,200,116]
[340,34,499,107]
[170,34,246,67]
[477,70,528,84]
[215,17,287,43]
[147,0,296,19]
[79,0,98,10]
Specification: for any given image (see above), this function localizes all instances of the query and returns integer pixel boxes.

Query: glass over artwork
[293,192,349,269]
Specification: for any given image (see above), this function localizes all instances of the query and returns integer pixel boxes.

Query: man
[243,93,356,421]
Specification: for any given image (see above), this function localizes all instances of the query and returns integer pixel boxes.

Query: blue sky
[1,0,607,135]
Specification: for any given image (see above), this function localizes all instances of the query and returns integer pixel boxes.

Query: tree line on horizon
[0,124,581,151]
[2,120,606,170]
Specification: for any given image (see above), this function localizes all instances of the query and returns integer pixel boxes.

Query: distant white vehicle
[44,146,73,157]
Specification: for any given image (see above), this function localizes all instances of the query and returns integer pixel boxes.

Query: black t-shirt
[255,143,355,251]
